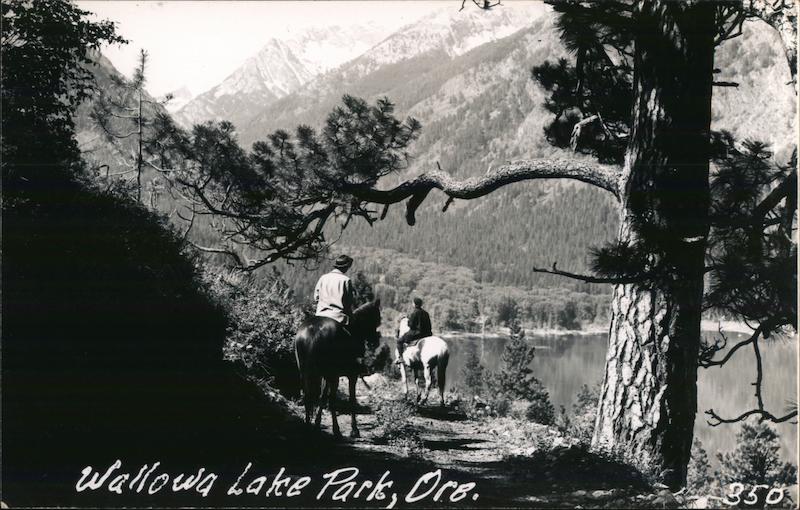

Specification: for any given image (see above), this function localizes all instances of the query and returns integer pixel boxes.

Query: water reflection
[435,332,797,464]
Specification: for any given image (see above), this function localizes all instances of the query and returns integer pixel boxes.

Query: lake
[424,331,797,465]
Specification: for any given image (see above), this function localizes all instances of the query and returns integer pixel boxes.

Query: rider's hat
[334,254,353,271]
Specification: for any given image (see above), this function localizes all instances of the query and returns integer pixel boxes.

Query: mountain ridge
[173,23,392,129]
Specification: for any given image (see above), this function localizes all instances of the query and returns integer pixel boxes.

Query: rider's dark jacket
[406,307,432,340]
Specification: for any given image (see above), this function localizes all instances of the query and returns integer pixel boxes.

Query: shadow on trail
[415,405,469,422]
[456,445,653,507]
[424,436,490,452]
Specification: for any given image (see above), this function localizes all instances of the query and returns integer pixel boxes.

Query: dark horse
[294,299,381,438]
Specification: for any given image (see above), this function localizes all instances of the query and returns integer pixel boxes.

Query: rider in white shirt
[314,255,356,326]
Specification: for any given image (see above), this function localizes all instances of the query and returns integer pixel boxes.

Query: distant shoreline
[434,320,756,340]
[699,319,756,335]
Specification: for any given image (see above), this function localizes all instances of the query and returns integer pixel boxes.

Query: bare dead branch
[442,196,455,212]
[176,206,196,244]
[531,261,646,284]
[570,115,599,150]
[460,0,501,11]
[699,324,762,368]
[189,242,247,268]
[703,322,796,427]
[706,408,798,426]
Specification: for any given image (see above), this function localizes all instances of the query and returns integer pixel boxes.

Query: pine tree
[686,438,713,493]
[352,271,376,307]
[486,317,555,425]
[716,421,796,489]
[526,2,796,485]
[460,345,485,396]
[2,0,124,200]
[90,49,171,203]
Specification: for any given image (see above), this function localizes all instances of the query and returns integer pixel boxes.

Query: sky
[78,1,445,98]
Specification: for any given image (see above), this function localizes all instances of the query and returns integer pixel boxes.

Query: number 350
[723,483,785,506]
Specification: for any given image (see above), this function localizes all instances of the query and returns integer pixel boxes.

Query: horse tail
[295,327,321,421]
[294,333,306,382]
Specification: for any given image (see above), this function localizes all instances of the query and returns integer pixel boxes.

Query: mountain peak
[357,4,548,69]
[163,86,194,113]
[174,23,389,128]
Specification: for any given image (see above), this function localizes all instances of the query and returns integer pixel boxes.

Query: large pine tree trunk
[591,1,715,489]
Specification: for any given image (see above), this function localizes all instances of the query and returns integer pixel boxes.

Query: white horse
[395,317,449,406]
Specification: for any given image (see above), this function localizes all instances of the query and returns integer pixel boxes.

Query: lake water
[424,331,797,465]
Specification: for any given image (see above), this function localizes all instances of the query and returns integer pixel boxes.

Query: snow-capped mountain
[346,4,548,75]
[162,86,194,113]
[173,24,389,129]
[238,3,553,147]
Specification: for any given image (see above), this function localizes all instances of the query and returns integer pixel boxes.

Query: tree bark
[591,1,715,489]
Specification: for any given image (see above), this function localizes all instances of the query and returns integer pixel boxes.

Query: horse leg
[413,368,421,403]
[327,376,342,438]
[304,374,320,425]
[314,378,327,428]
[302,375,310,424]
[437,354,449,407]
[399,362,409,399]
[421,365,433,405]
[348,376,360,438]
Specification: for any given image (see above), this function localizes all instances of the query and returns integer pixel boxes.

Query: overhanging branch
[345,159,621,225]
[532,261,646,284]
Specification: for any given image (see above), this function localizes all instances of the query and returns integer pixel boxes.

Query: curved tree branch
[706,408,798,426]
[345,159,622,225]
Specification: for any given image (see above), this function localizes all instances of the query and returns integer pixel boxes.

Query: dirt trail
[298,375,663,508]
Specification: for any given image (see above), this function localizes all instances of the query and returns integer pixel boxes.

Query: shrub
[352,271,376,306]
[374,398,425,455]
[524,387,556,425]
[687,438,714,493]
[456,394,511,420]
[567,383,601,444]
[495,296,520,326]
[365,341,394,377]
[716,421,797,488]
[485,321,556,425]
[211,267,305,396]
[460,344,485,395]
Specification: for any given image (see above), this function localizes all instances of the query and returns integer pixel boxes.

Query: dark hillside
[2,178,281,505]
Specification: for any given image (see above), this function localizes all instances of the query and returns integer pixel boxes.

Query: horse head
[353,298,381,351]
[397,316,410,338]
